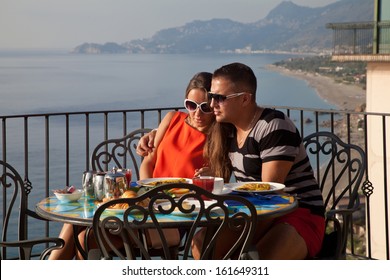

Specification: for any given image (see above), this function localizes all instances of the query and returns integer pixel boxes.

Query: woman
[139,72,230,180]
[137,72,225,250]
[49,72,230,259]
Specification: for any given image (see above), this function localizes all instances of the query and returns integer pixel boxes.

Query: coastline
[266,64,366,111]
[266,64,367,149]
[267,64,368,194]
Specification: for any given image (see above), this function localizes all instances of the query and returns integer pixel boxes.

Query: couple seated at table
[50,63,325,260]
[49,71,227,259]
[137,63,325,260]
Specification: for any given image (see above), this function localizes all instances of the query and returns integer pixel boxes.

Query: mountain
[73,42,128,54]
[72,0,373,54]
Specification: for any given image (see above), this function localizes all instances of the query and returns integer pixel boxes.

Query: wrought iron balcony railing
[1,106,389,260]
[326,21,390,55]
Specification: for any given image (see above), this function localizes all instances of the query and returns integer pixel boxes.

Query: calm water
[0,50,334,115]
[0,50,335,252]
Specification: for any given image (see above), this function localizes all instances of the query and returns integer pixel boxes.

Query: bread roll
[137,197,151,208]
[121,190,137,198]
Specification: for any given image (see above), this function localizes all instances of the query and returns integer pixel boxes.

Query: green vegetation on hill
[273,56,367,89]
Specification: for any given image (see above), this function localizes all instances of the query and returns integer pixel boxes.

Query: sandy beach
[267,65,366,111]
[267,64,368,149]
[267,65,368,193]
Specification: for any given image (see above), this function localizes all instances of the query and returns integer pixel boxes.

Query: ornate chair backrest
[0,160,28,259]
[91,128,152,180]
[1,160,64,260]
[303,131,366,259]
[92,183,257,260]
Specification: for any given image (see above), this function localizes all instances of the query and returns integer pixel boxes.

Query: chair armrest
[0,237,64,260]
[327,194,361,219]
[326,205,360,219]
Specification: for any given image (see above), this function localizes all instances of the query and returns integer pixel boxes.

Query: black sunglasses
[184,99,213,114]
[208,92,246,104]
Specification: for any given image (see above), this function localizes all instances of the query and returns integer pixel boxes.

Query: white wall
[366,62,390,259]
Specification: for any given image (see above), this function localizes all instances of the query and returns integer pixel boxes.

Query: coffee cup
[213,177,224,194]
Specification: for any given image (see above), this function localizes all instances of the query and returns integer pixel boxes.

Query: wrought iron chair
[89,183,258,260]
[80,128,152,256]
[0,160,64,260]
[91,128,152,180]
[303,131,366,259]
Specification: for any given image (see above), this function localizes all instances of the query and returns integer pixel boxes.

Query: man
[137,62,325,259]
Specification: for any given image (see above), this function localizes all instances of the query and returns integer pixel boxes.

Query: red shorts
[273,207,325,258]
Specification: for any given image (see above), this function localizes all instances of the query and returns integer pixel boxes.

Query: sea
[0,49,335,115]
[0,49,336,255]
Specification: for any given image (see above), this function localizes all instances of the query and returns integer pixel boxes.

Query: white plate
[224,182,285,194]
[137,177,192,187]
[219,187,234,195]
[155,199,224,215]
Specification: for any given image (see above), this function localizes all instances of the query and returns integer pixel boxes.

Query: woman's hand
[136,129,157,157]
[194,166,212,177]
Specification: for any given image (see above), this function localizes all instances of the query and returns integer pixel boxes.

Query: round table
[36,192,298,259]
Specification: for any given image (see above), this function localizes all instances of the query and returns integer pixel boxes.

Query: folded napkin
[130,181,139,187]
[226,192,289,206]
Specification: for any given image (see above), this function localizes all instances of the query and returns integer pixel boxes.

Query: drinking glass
[192,176,215,192]
[82,170,96,200]
[213,177,224,194]
[117,168,132,188]
[93,172,105,201]
[125,169,132,187]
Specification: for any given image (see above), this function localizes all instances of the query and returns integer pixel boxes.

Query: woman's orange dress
[153,111,207,178]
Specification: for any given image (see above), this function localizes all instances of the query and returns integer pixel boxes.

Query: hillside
[72,0,373,54]
[273,56,367,89]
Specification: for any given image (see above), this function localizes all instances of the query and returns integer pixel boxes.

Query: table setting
[37,168,297,227]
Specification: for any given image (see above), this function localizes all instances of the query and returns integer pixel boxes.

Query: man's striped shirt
[229,108,325,216]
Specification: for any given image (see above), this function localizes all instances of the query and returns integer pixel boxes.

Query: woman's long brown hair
[204,122,233,182]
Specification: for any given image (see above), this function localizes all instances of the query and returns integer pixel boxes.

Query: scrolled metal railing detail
[23,177,33,196]
[362,180,374,198]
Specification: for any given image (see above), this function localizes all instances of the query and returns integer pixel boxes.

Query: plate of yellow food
[99,190,150,213]
[137,177,192,194]
[137,177,191,187]
[224,182,285,194]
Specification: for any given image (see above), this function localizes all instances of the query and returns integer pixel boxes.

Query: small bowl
[54,189,83,202]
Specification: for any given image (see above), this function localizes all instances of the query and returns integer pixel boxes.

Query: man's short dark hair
[213,62,257,98]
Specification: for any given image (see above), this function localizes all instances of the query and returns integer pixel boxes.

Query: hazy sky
[0,0,338,49]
